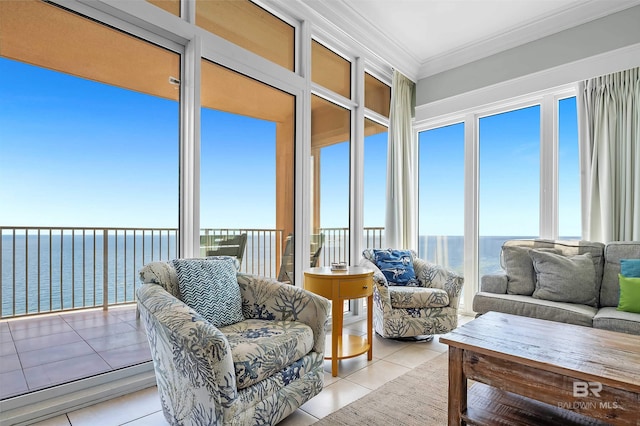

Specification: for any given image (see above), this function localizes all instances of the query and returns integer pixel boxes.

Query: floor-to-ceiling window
[199,60,295,281]
[479,105,541,275]
[558,96,580,239]
[196,0,297,282]
[418,123,465,274]
[363,73,390,249]
[415,88,580,313]
[0,0,394,411]
[0,0,180,316]
[363,118,388,248]
[0,0,180,398]
[311,40,352,267]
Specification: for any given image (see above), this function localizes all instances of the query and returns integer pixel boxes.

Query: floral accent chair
[137,260,330,425]
[360,249,464,338]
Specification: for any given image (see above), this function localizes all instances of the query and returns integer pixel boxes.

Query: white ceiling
[301,0,640,80]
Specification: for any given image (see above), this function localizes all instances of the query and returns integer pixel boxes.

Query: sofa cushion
[617,274,640,314]
[172,257,244,327]
[372,249,419,286]
[593,307,640,336]
[530,251,597,307]
[503,240,605,301]
[388,286,449,309]
[220,319,314,390]
[601,242,640,307]
[621,259,640,277]
[472,292,597,327]
[502,246,560,295]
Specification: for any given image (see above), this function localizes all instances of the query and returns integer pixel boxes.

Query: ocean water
[1,232,178,317]
[2,231,536,318]
[419,235,537,275]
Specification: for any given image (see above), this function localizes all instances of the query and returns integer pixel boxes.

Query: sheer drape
[385,70,416,249]
[578,67,640,242]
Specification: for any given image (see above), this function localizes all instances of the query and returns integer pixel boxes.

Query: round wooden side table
[304,266,374,376]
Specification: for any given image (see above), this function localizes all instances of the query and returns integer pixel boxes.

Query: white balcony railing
[1,226,389,319]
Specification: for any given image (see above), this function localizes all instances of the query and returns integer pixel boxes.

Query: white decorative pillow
[530,251,597,307]
[172,257,244,327]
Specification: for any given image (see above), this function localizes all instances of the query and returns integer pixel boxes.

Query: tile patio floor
[0,305,149,400]
[1,307,474,425]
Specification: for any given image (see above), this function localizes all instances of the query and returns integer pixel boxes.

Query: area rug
[314,352,450,425]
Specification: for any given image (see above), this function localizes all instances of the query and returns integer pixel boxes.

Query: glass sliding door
[418,123,465,274]
[0,0,180,396]
[200,60,295,282]
[479,105,540,275]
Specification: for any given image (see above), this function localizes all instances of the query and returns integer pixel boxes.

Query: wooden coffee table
[440,312,640,425]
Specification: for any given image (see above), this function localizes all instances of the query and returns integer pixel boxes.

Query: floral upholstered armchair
[137,258,330,426]
[360,249,464,339]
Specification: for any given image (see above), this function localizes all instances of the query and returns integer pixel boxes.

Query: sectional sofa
[472,239,640,335]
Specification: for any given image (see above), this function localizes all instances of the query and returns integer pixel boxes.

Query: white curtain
[578,67,640,242]
[385,70,416,249]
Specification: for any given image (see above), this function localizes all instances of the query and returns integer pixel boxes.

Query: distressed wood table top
[440,311,640,425]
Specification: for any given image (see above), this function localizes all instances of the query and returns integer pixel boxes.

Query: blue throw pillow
[620,259,640,277]
[373,249,419,286]
[172,257,244,327]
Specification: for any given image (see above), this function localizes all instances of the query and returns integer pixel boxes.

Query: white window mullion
[463,113,478,315]
[540,94,558,239]
[180,35,202,258]
[351,57,365,265]
[295,19,313,289]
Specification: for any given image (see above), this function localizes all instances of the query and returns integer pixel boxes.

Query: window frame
[414,84,577,314]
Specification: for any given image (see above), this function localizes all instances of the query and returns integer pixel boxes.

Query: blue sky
[0,58,178,228]
[419,101,580,237]
[1,57,580,236]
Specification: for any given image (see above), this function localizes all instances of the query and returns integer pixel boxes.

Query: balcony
[0,226,388,401]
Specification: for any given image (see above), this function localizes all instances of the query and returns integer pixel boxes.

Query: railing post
[103,229,108,311]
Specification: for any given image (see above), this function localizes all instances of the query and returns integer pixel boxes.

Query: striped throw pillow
[172,257,244,327]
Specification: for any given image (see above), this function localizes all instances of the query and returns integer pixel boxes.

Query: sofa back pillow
[530,251,597,307]
[601,242,640,307]
[502,239,604,303]
[501,246,559,295]
[172,257,245,327]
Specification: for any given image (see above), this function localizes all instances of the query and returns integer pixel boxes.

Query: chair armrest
[236,275,330,354]
[413,257,464,301]
[136,284,237,416]
[480,273,508,294]
[358,258,392,312]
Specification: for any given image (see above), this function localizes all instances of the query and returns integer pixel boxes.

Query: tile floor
[24,314,475,426]
[0,306,150,400]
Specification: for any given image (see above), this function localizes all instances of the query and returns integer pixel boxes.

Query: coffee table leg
[448,347,466,425]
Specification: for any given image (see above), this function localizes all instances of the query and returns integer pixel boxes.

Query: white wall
[415,5,640,119]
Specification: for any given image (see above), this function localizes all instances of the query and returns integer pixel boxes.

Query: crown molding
[416,0,640,79]
[281,0,420,81]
